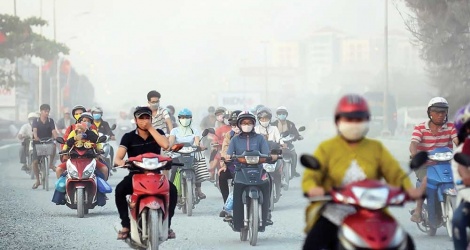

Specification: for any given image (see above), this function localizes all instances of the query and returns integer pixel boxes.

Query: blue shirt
[226,132,270,156]
[170,126,200,144]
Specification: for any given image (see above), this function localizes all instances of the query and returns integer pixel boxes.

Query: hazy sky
[1,0,414,114]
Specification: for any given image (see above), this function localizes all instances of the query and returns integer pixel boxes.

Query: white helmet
[427,97,449,109]
[28,112,39,119]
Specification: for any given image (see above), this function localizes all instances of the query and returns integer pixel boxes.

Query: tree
[401,0,470,113]
[0,14,69,87]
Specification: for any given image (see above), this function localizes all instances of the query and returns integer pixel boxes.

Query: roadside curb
[0,143,20,163]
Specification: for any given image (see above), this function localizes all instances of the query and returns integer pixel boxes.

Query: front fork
[243,200,263,228]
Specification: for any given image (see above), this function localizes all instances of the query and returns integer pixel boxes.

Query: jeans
[453,201,470,250]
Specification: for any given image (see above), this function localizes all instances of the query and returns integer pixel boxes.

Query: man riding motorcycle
[271,106,303,178]
[409,97,458,223]
[91,107,115,140]
[302,94,423,250]
[209,108,232,182]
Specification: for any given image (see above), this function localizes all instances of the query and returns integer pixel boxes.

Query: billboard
[218,92,261,111]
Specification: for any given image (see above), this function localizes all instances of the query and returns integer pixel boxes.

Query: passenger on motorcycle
[409,97,458,223]
[114,106,177,240]
[166,105,178,129]
[302,94,423,250]
[214,107,229,129]
[224,111,275,228]
[62,105,98,144]
[18,112,39,171]
[169,108,207,199]
[147,90,173,135]
[271,106,303,177]
[56,112,109,180]
[209,109,232,181]
[217,110,242,217]
[91,106,115,140]
[254,107,285,147]
[451,103,470,250]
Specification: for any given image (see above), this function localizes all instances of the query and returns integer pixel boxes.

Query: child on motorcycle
[302,94,423,250]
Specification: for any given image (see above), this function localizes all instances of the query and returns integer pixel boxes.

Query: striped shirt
[151,107,170,132]
[411,121,457,152]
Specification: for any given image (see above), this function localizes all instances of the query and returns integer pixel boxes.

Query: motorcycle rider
[302,94,423,250]
[218,110,242,217]
[200,106,216,131]
[166,105,178,129]
[214,107,229,129]
[114,106,177,240]
[271,106,303,178]
[91,106,115,140]
[56,112,109,180]
[451,103,470,250]
[209,108,232,182]
[56,108,73,136]
[409,97,458,223]
[147,90,173,134]
[169,108,207,199]
[62,105,96,142]
[224,111,275,229]
[18,112,39,171]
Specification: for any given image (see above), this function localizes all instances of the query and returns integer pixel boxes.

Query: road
[0,139,454,250]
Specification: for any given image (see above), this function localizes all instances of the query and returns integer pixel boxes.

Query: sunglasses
[178,116,192,119]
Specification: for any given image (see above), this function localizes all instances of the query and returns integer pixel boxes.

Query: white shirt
[18,123,33,141]
[151,107,170,132]
[255,125,284,144]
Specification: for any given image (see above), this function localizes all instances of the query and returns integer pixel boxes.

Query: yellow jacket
[63,129,103,151]
[301,135,412,233]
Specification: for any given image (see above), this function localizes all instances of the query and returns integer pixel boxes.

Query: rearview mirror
[56,137,66,144]
[454,153,470,166]
[97,135,108,144]
[171,143,184,152]
[410,151,428,170]
[202,129,210,137]
[298,126,306,132]
[111,124,117,130]
[300,154,320,170]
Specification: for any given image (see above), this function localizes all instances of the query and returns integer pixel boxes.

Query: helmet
[166,105,175,114]
[237,111,256,128]
[72,105,86,115]
[208,106,215,113]
[91,106,103,114]
[276,106,288,116]
[28,112,39,119]
[256,107,272,120]
[428,97,449,109]
[454,103,470,132]
[334,94,370,121]
[77,112,94,123]
[252,104,265,115]
[178,108,193,118]
[229,110,242,125]
[214,107,227,116]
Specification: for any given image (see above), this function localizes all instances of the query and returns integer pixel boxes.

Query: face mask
[216,115,224,122]
[74,114,81,121]
[86,122,91,128]
[232,126,240,134]
[260,121,270,127]
[223,118,229,125]
[179,118,191,127]
[337,121,369,141]
[241,125,253,133]
[278,114,287,121]
[93,114,102,120]
[150,102,159,110]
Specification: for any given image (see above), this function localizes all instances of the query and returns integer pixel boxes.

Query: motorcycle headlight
[352,187,389,210]
[263,163,276,172]
[179,147,195,154]
[82,159,96,179]
[245,156,259,164]
[66,160,79,179]
[428,152,453,161]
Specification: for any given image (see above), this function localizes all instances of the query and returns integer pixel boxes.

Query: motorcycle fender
[243,187,263,204]
[139,196,165,215]
[129,218,143,245]
[182,170,195,180]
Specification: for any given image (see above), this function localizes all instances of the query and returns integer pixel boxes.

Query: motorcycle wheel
[28,153,34,180]
[445,195,456,238]
[427,227,437,236]
[181,178,187,214]
[186,178,194,217]
[147,209,160,250]
[249,198,259,246]
[77,188,85,218]
[270,181,275,211]
[240,228,248,241]
[283,161,290,191]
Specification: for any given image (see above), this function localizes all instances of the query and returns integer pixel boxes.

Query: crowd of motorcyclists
[15,89,470,249]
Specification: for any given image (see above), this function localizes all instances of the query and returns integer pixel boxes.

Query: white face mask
[260,121,270,127]
[179,118,191,127]
[337,121,369,141]
[241,125,253,133]
[232,126,240,134]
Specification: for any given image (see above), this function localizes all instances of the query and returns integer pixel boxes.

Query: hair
[40,104,51,111]
[147,90,161,101]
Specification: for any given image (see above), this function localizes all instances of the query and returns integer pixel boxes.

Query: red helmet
[334,94,370,121]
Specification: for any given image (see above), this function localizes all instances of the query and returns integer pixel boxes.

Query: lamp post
[261,41,269,105]
[382,0,390,136]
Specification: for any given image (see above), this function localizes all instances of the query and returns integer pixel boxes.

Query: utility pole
[13,0,17,16]
[382,0,390,136]
[262,41,269,105]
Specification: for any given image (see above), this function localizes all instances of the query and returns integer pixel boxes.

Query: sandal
[32,182,41,189]
[117,229,130,240]
[410,211,422,223]
[168,229,176,239]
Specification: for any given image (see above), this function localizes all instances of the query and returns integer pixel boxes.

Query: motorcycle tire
[240,228,248,241]
[283,161,290,191]
[186,178,194,217]
[249,198,259,246]
[77,188,85,218]
[270,181,275,211]
[445,195,456,238]
[147,209,160,250]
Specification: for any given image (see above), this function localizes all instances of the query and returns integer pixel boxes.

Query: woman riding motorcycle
[302,94,423,250]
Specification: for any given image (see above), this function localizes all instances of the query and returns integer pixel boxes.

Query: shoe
[117,229,130,240]
[196,188,206,199]
[265,219,273,226]
[223,215,233,222]
[168,229,176,239]
[32,181,41,189]
[293,172,301,177]
[21,164,28,171]
[219,210,226,217]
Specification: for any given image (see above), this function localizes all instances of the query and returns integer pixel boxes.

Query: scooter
[279,126,305,190]
[453,153,470,248]
[411,147,457,237]
[116,150,182,250]
[54,136,109,218]
[301,152,428,249]
[99,124,117,176]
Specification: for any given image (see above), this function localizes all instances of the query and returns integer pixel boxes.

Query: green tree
[401,0,470,112]
[0,14,69,87]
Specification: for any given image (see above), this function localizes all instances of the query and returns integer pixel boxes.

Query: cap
[134,106,152,118]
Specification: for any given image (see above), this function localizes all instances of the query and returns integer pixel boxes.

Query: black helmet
[256,107,272,121]
[77,112,94,123]
[237,111,256,129]
[229,110,242,125]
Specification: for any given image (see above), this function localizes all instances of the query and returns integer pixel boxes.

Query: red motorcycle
[118,149,183,250]
[300,152,427,250]
[55,136,108,218]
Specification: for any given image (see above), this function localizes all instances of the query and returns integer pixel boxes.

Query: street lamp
[261,41,269,105]
[382,0,390,136]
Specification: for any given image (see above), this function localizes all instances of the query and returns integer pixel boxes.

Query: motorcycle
[279,126,305,190]
[116,149,183,250]
[224,150,274,246]
[54,136,109,218]
[453,153,470,247]
[262,141,283,210]
[300,152,428,249]
[98,124,117,176]
[166,129,211,217]
[411,147,457,237]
